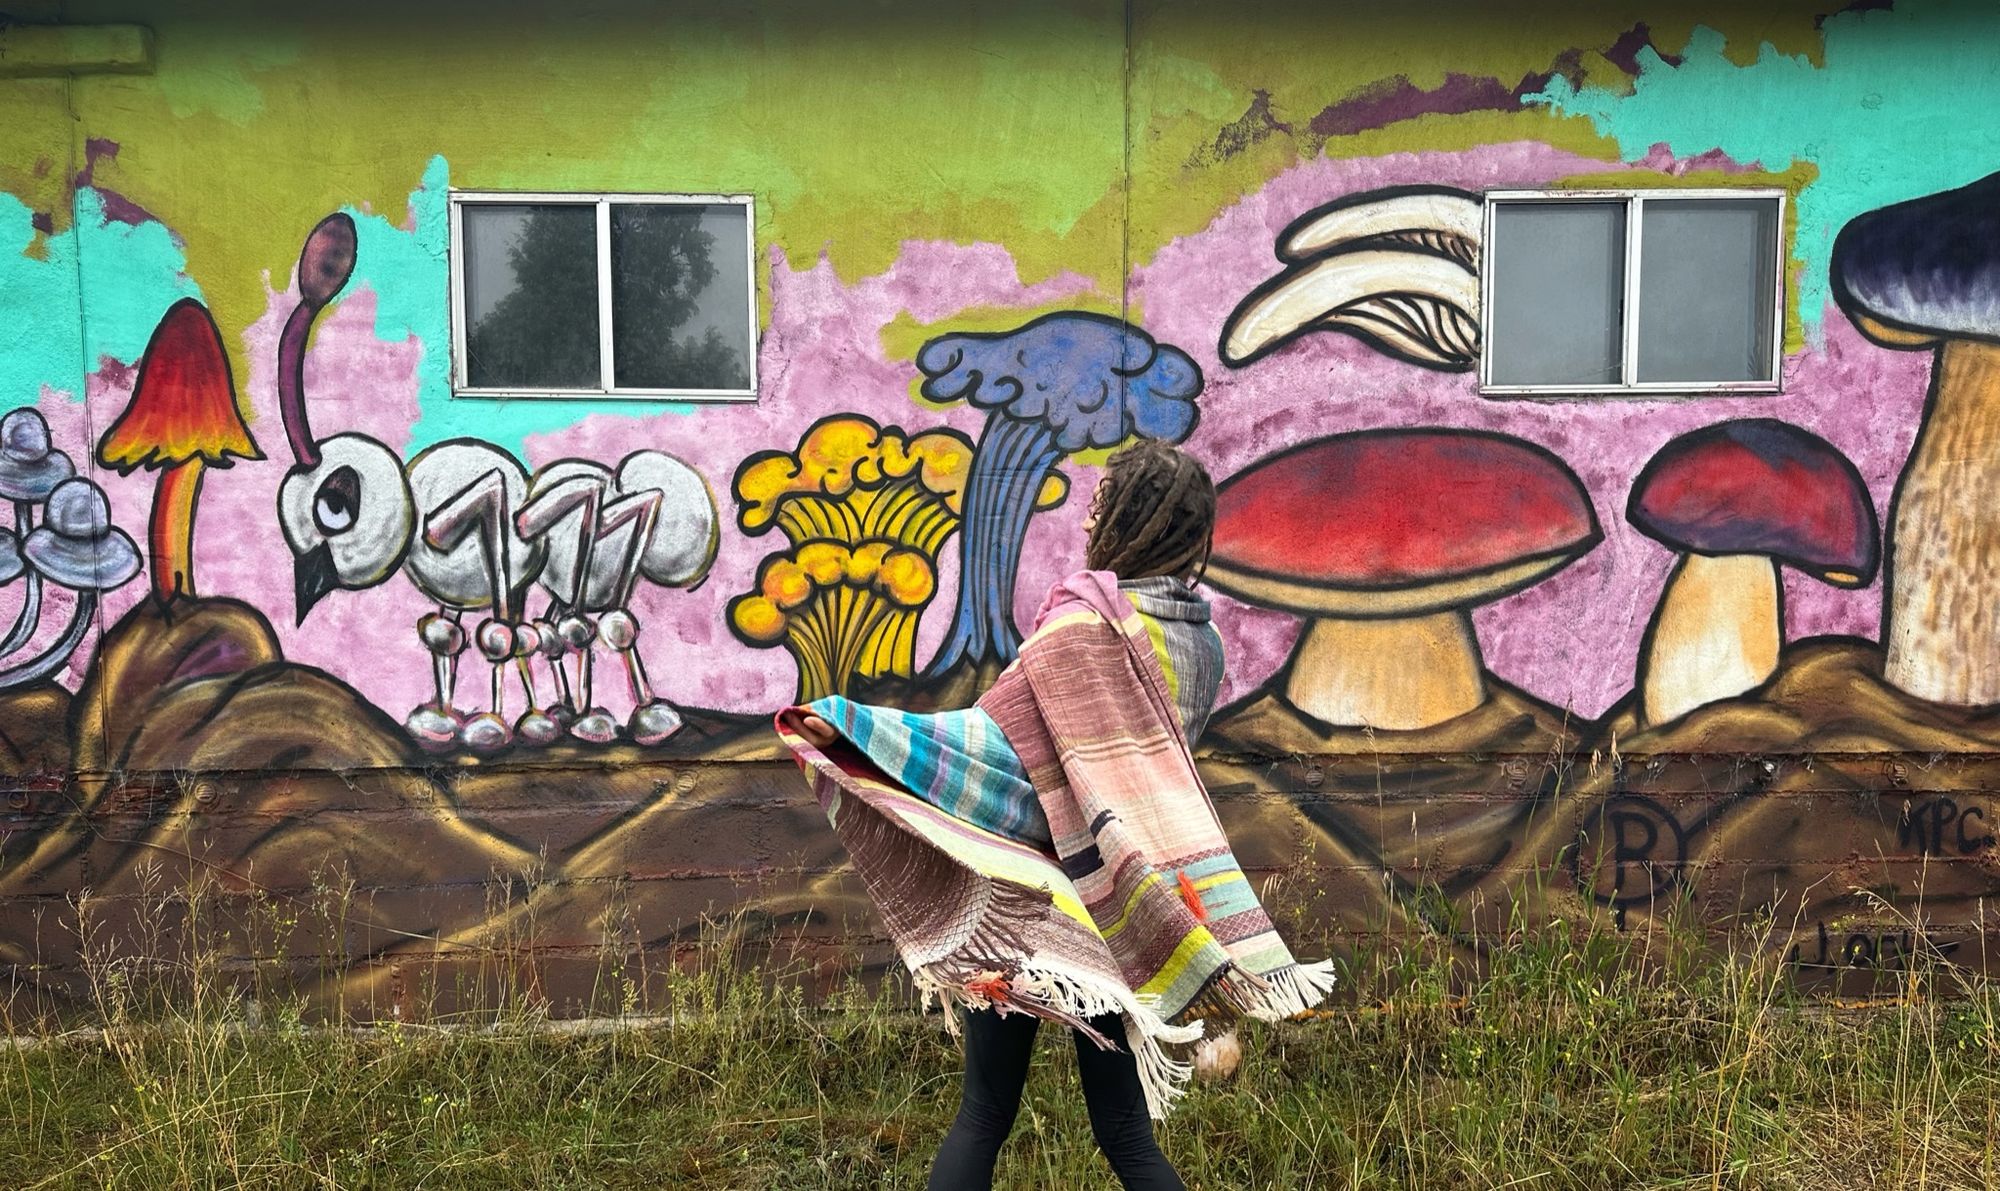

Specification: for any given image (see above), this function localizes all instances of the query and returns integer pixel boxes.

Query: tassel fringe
[915,961,1205,1119]
[1218,959,1340,1022]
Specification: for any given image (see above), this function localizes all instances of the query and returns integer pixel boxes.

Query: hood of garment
[1035,569,1214,627]
[1117,574,1212,624]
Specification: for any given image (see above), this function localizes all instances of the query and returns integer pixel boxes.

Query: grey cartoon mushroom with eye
[0,407,75,656]
[0,477,141,690]
[275,213,558,754]
[1626,419,1879,728]
[516,449,718,746]
[1832,171,2000,705]
[1220,185,1483,371]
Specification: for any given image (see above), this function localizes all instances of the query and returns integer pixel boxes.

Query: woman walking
[779,441,1335,1188]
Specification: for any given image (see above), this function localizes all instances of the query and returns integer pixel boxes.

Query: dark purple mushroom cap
[0,527,20,585]
[23,478,141,591]
[1627,418,1879,586]
[0,408,75,502]
[1832,171,2000,346]
[298,213,358,309]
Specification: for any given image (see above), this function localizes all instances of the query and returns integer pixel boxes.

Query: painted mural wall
[4,0,2000,1017]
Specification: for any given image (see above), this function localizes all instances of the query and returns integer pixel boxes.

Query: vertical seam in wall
[62,62,108,786]
[1121,0,1134,385]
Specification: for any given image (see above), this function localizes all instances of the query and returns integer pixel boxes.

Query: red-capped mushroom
[1207,428,1600,730]
[1627,419,1878,727]
[97,299,263,604]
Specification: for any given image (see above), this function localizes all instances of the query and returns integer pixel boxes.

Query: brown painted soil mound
[0,683,70,779]
[1569,637,2000,983]
[1196,678,1586,941]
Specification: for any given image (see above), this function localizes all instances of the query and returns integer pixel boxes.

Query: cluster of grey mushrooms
[0,407,141,691]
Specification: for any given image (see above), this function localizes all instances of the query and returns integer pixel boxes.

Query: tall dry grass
[1,866,1997,1188]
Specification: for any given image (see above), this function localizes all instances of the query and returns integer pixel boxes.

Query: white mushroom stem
[1638,553,1780,728]
[1283,610,1486,731]
[0,503,39,656]
[1882,339,2000,705]
[0,591,94,691]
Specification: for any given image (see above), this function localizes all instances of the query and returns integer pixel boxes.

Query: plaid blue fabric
[806,581,1222,852]
[810,696,1054,849]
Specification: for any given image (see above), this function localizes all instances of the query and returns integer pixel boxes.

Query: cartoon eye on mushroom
[1205,428,1600,731]
[0,407,75,655]
[1625,419,1879,728]
[1219,185,1483,371]
[0,477,142,690]
[1832,171,2000,705]
[97,298,263,605]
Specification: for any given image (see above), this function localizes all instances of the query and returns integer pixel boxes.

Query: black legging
[927,1008,1185,1190]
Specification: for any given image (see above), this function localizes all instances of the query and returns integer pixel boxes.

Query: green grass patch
[3,890,1999,1187]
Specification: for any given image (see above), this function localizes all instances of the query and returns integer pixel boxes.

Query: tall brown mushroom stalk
[1832,172,2000,704]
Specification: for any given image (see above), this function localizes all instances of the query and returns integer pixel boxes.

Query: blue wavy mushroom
[915,312,1201,675]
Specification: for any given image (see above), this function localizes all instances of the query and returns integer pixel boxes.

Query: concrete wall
[4,0,2000,1017]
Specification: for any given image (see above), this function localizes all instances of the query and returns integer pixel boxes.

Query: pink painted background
[8,140,1932,726]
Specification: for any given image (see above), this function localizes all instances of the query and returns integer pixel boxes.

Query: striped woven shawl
[776,571,1334,1116]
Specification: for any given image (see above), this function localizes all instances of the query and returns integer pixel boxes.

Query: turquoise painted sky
[0,188,200,405]
[1526,0,2000,336]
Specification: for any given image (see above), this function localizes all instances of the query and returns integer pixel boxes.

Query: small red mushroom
[1627,418,1878,727]
[98,298,263,604]
[1207,428,1600,730]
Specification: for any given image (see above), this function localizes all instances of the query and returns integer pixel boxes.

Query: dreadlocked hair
[1084,440,1216,582]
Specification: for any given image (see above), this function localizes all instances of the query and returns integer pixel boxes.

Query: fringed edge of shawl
[1217,959,1341,1022]
[915,963,1205,1120]
[897,871,1204,1118]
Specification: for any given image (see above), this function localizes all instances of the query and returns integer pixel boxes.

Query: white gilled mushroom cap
[0,409,75,503]
[22,478,141,591]
[0,528,21,585]
[1277,187,1483,268]
[1222,186,1484,372]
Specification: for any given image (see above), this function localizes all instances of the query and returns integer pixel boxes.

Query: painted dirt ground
[4,0,2000,1017]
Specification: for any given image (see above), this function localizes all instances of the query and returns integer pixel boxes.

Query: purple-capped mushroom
[1832,172,2000,704]
[1626,419,1878,727]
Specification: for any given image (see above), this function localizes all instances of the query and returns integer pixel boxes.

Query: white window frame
[1479,188,1787,398]
[448,190,758,402]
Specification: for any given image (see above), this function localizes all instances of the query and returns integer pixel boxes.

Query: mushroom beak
[294,541,340,625]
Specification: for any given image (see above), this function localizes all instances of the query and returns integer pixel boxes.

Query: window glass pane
[610,203,753,391]
[1488,202,1626,387]
[461,204,601,389]
[1637,198,1778,384]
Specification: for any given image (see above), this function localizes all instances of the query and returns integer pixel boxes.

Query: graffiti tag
[1897,796,1996,857]
[1568,794,1687,912]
